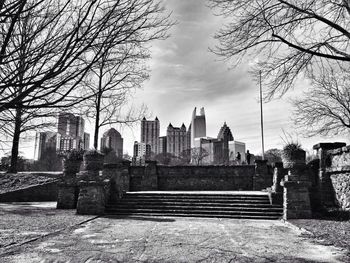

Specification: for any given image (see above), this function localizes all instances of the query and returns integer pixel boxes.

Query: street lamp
[259,70,265,160]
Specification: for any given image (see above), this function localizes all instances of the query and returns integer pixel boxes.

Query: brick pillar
[253,160,268,190]
[77,151,107,215]
[313,142,346,207]
[57,160,81,209]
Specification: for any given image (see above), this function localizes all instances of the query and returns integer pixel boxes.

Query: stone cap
[254,159,268,164]
[313,142,346,150]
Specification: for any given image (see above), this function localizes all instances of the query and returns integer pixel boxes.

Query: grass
[290,210,350,255]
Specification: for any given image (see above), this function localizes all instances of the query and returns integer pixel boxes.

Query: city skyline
[2,0,349,159]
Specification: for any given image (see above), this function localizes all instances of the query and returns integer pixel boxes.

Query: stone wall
[326,146,350,211]
[0,181,58,202]
[129,164,255,191]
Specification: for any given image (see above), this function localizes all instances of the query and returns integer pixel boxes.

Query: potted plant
[281,142,306,168]
[83,149,104,171]
[61,149,84,174]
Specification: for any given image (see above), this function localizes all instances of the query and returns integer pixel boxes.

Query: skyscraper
[57,112,88,152]
[100,128,123,157]
[34,132,60,160]
[166,123,188,157]
[191,107,206,148]
[158,136,167,154]
[141,117,159,154]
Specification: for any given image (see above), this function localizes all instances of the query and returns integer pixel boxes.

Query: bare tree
[82,44,149,149]
[0,0,172,112]
[0,108,56,172]
[292,70,350,136]
[209,0,350,99]
[191,147,209,165]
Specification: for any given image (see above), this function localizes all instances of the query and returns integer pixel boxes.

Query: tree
[0,0,171,171]
[0,0,172,112]
[191,147,209,165]
[209,0,350,99]
[292,70,350,136]
[0,108,56,172]
[264,148,282,163]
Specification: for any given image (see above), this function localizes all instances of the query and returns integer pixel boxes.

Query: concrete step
[106,212,281,220]
[107,202,279,208]
[106,205,282,212]
[106,208,282,217]
[105,191,283,220]
[118,199,271,205]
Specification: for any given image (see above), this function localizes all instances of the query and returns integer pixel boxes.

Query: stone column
[313,142,346,207]
[253,160,268,190]
[57,159,81,209]
[281,150,312,220]
[77,151,107,215]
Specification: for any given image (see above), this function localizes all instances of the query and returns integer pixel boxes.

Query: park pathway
[0,203,348,263]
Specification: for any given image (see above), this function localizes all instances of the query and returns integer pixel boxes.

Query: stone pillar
[103,160,131,203]
[253,160,268,190]
[281,150,312,219]
[77,151,107,215]
[313,142,346,207]
[57,159,81,209]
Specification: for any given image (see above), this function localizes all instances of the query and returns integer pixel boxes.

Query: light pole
[259,70,265,160]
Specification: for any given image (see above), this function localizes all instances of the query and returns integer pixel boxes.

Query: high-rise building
[34,132,60,160]
[83,132,90,150]
[167,123,188,157]
[133,141,151,164]
[191,107,206,148]
[194,122,235,165]
[141,117,159,154]
[100,128,123,157]
[158,136,167,154]
[57,112,87,152]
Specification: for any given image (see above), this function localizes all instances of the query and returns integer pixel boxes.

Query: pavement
[0,202,349,263]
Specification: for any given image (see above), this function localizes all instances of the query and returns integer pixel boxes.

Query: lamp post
[259,70,265,160]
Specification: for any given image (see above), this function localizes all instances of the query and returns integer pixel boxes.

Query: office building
[141,117,160,154]
[100,128,123,157]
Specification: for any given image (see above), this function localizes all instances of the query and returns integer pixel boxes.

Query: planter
[83,151,104,171]
[63,159,82,174]
[282,149,306,168]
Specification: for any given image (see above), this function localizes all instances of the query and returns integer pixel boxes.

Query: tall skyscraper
[133,141,151,164]
[158,136,167,154]
[166,123,188,157]
[57,112,88,152]
[191,107,206,148]
[34,132,60,160]
[100,128,123,157]
[141,117,159,154]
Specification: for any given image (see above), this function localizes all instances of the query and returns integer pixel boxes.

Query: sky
[8,0,350,159]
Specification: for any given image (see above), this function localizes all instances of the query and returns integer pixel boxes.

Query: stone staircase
[105,191,283,220]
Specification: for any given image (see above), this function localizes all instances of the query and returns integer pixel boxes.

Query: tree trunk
[93,70,103,149]
[8,107,22,173]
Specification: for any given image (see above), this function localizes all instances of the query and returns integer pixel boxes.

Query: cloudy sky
[12,0,350,159]
[116,0,349,156]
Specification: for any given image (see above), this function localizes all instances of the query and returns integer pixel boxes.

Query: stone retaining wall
[326,146,350,211]
[0,181,58,202]
[129,164,256,191]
